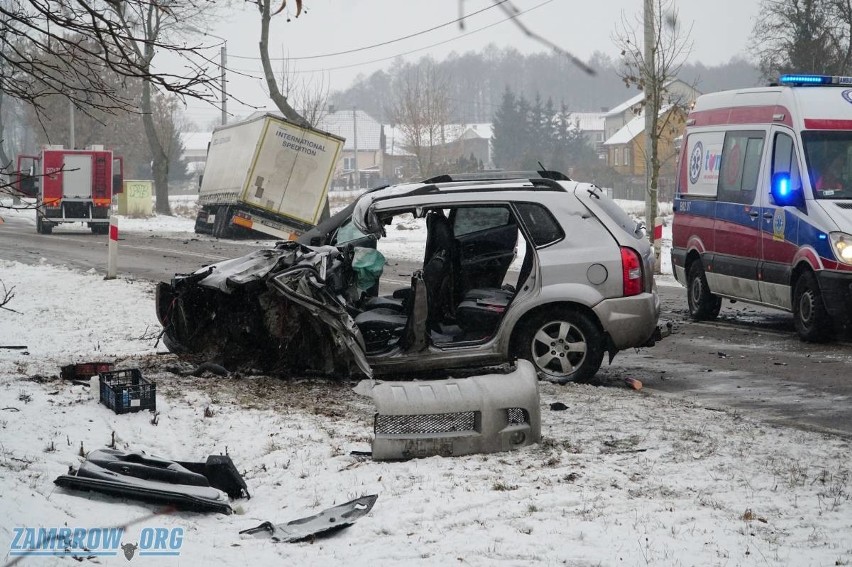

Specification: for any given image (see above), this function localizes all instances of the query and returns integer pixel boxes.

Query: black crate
[99,369,156,414]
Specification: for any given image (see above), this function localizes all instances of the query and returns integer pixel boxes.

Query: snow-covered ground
[2,195,849,565]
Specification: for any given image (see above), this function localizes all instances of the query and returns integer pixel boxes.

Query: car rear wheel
[687,261,721,320]
[793,271,832,342]
[515,308,604,383]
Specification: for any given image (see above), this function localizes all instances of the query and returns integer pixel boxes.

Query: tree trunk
[141,78,171,215]
[258,0,308,126]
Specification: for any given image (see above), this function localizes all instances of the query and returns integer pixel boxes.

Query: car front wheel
[793,271,833,343]
[687,261,721,320]
[515,308,604,383]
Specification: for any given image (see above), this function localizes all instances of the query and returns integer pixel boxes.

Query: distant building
[565,112,607,158]
[602,79,699,200]
[316,109,384,190]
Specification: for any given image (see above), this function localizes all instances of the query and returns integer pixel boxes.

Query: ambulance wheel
[687,261,721,320]
[793,271,833,343]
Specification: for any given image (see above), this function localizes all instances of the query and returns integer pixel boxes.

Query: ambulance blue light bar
[779,74,852,86]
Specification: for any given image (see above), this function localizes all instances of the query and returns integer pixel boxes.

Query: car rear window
[514,202,564,247]
[589,191,642,240]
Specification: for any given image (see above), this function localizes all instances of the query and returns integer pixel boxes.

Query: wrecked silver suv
[156,172,664,382]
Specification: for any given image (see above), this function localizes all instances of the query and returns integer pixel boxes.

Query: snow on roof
[604,80,688,118]
[603,105,673,146]
[317,110,382,151]
[566,112,606,131]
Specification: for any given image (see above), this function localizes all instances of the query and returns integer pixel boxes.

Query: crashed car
[156,171,664,382]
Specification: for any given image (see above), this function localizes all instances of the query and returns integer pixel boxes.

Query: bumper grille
[507,408,529,425]
[375,411,477,435]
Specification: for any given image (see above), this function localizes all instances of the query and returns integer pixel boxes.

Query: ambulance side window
[718,131,765,204]
[771,133,801,191]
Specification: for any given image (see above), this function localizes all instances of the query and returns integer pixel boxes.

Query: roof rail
[423,170,570,184]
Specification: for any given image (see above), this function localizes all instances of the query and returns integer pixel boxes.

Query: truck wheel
[212,206,232,239]
[513,307,605,383]
[687,261,721,320]
[793,271,833,342]
[90,224,108,235]
[36,215,53,235]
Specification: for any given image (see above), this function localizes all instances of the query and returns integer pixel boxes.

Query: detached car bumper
[593,291,661,350]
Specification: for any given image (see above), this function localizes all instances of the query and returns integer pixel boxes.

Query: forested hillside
[330,47,761,123]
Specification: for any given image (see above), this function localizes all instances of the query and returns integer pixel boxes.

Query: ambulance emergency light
[779,74,852,86]
[771,172,801,206]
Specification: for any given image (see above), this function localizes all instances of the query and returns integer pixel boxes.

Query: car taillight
[621,247,643,296]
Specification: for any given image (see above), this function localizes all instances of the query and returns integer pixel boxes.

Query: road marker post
[106,216,118,280]
[653,216,663,275]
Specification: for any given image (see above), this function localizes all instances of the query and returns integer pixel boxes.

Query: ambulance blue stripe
[676,197,834,258]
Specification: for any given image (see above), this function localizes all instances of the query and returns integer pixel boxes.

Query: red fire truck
[16,145,124,234]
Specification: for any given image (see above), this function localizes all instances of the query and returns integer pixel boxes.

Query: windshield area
[802,131,852,199]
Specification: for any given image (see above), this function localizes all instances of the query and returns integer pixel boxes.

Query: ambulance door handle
[763,212,774,219]
[748,211,759,220]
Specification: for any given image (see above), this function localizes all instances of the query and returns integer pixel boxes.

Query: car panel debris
[158,172,663,382]
[355,360,541,460]
[240,494,378,542]
[54,449,247,514]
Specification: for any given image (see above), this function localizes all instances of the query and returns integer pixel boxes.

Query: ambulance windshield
[802,131,852,199]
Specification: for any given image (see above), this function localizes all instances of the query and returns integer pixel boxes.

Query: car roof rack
[422,170,571,184]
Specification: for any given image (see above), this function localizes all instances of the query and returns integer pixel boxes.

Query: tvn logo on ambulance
[9,526,184,560]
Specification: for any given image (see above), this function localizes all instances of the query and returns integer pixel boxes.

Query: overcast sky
[176,0,762,129]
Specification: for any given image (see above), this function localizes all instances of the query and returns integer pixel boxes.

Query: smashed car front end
[156,242,371,377]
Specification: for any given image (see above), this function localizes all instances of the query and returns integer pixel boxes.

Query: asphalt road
[2,211,851,436]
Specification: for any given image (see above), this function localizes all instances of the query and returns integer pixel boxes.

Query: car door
[758,128,802,309]
[450,205,518,292]
[709,129,766,301]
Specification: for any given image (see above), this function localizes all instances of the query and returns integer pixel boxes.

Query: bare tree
[278,53,329,128]
[0,280,17,313]
[100,0,220,215]
[392,62,453,179]
[255,0,308,126]
[614,0,692,252]
[0,0,220,115]
[752,0,851,79]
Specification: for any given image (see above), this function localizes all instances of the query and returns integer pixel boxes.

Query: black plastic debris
[240,494,378,542]
[54,449,249,514]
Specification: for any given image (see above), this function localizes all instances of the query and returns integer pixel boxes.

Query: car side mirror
[770,172,803,207]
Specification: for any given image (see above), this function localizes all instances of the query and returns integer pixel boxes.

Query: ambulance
[671,74,852,341]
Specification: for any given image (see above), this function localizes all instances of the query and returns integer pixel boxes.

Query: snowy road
[2,203,852,435]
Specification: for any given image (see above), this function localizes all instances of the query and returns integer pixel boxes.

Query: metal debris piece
[240,495,378,542]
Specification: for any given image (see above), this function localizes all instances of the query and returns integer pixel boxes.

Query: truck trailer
[195,113,345,239]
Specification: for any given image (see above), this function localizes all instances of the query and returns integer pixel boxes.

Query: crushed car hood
[156,242,372,378]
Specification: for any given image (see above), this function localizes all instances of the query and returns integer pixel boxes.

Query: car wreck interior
[346,205,532,355]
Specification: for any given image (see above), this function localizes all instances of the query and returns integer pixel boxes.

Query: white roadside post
[653,216,663,275]
[106,216,118,280]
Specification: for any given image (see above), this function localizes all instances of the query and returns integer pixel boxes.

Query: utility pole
[352,106,359,189]
[643,0,659,265]
[220,43,228,125]
[69,99,75,149]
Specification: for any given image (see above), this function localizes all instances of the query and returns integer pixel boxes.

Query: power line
[245,0,557,75]
[228,0,509,62]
